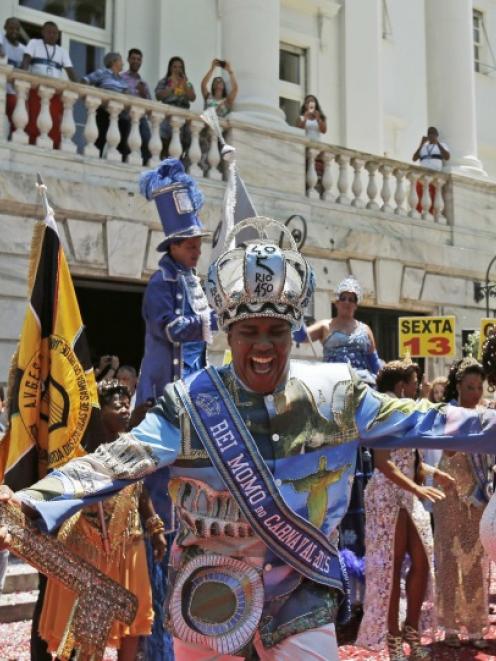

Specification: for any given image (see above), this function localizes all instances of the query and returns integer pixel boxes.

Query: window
[279,98,302,127]
[473,9,496,74]
[474,9,483,73]
[279,43,307,126]
[19,0,107,29]
[280,48,301,84]
[382,0,393,40]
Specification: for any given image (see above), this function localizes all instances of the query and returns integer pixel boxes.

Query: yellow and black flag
[0,181,101,490]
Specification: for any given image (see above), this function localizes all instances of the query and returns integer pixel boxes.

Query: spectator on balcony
[0,18,25,136]
[297,94,327,142]
[155,56,196,158]
[22,21,77,150]
[201,58,238,118]
[121,47,152,164]
[199,58,238,173]
[82,51,132,161]
[412,126,450,213]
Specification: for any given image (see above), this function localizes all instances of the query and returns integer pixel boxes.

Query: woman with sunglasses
[304,276,380,384]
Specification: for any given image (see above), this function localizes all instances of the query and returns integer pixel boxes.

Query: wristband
[145,514,165,536]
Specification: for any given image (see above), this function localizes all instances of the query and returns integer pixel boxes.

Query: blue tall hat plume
[140,158,210,252]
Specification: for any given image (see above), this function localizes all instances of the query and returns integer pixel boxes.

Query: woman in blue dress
[305,276,379,384]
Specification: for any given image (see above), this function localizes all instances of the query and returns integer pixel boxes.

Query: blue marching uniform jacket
[136,253,216,405]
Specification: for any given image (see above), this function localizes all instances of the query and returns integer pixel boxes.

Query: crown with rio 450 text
[206,217,315,330]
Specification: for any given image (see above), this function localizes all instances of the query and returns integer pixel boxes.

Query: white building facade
[0,0,496,377]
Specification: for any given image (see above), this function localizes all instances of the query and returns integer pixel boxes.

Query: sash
[468,453,495,507]
[175,367,345,591]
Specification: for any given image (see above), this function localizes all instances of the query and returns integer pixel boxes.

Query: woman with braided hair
[433,358,491,650]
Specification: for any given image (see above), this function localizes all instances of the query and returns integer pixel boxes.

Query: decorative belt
[170,553,264,655]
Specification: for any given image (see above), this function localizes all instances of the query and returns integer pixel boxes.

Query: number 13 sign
[398,316,456,358]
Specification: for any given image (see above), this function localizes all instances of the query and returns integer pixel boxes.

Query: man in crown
[4,213,496,659]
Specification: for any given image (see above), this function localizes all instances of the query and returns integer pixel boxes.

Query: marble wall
[0,133,493,381]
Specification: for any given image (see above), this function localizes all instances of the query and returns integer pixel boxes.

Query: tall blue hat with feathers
[140,158,210,251]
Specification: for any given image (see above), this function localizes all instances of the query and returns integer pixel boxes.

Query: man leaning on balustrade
[81,51,131,161]
[21,20,77,150]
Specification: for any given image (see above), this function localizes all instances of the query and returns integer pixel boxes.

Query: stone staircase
[0,555,38,623]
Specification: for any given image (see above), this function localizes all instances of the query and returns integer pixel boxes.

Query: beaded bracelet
[145,514,165,536]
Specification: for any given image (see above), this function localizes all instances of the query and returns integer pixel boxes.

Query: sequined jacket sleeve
[355,382,496,453]
[16,386,183,532]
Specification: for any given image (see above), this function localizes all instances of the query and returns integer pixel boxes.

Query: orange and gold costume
[39,483,153,652]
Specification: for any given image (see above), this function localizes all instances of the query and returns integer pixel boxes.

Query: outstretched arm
[11,391,182,533]
[201,59,216,100]
[355,382,496,454]
[225,62,238,107]
[374,449,446,502]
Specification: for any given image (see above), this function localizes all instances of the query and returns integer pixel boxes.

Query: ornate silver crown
[206,217,315,330]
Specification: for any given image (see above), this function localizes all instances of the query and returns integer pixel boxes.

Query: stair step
[0,589,38,623]
[4,560,39,594]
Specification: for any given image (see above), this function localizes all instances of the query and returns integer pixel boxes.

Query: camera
[216,59,226,68]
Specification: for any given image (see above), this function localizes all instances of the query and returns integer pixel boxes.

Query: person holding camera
[155,56,196,109]
[412,126,450,213]
[155,56,196,158]
[297,94,327,141]
[201,58,238,118]
[413,126,450,170]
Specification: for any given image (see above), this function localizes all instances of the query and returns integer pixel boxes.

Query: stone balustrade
[0,64,225,179]
[0,63,450,224]
[305,141,450,224]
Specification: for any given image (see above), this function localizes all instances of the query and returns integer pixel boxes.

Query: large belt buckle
[170,553,264,655]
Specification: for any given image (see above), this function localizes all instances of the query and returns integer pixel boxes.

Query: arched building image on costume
[0,0,495,377]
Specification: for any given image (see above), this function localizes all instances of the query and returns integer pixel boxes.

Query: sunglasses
[338,294,357,303]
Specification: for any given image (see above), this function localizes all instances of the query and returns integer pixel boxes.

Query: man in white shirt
[413,126,450,170]
[21,20,77,149]
[412,126,450,212]
[0,17,25,134]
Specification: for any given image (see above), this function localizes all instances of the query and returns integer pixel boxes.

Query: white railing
[304,143,450,223]
[0,64,450,223]
[0,65,225,179]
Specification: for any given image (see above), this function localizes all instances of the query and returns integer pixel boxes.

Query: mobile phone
[217,59,226,68]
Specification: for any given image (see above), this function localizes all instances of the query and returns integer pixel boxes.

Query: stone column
[220,0,285,126]
[342,0,383,154]
[425,0,485,175]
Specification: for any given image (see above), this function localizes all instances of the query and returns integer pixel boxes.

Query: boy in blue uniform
[136,158,216,406]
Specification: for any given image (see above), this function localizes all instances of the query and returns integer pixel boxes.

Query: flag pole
[36,173,50,218]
